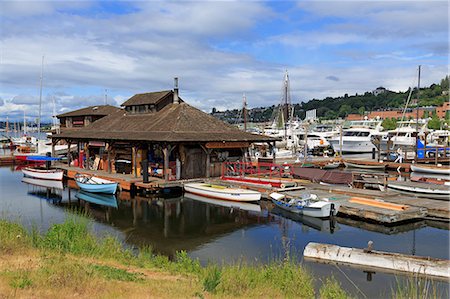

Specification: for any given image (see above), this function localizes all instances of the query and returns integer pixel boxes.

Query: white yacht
[329,119,385,153]
[380,119,428,150]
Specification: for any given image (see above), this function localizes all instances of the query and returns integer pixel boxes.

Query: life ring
[280,183,286,189]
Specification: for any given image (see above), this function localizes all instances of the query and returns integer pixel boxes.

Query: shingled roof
[57,105,121,118]
[120,90,178,107]
[55,102,276,143]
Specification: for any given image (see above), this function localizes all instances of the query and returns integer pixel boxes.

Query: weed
[203,265,221,293]
[319,276,350,299]
[174,250,202,274]
[9,271,33,289]
[392,275,441,299]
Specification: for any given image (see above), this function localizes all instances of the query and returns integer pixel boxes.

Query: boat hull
[329,139,375,153]
[344,161,386,170]
[385,182,450,200]
[184,183,261,202]
[75,181,118,194]
[271,199,340,218]
[411,165,450,175]
[184,193,261,212]
[22,167,64,181]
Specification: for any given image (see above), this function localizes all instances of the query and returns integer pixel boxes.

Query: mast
[243,94,247,132]
[5,116,8,137]
[281,70,291,139]
[415,65,421,162]
[23,110,27,135]
[38,55,44,136]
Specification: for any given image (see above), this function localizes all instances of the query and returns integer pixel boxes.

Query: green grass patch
[203,265,221,293]
[319,276,350,299]
[0,220,31,252]
[90,264,144,282]
[8,270,33,289]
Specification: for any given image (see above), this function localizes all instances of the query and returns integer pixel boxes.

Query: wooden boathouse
[52,79,276,184]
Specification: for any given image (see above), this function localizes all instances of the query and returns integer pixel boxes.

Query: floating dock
[304,242,450,280]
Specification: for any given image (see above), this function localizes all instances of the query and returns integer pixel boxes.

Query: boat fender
[330,203,335,217]
[311,194,318,200]
[280,183,286,189]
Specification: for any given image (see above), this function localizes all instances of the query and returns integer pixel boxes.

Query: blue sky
[0,0,448,122]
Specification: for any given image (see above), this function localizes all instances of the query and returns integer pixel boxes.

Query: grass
[0,216,354,298]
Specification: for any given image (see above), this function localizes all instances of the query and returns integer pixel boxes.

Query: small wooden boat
[321,161,341,169]
[75,174,118,194]
[221,176,297,188]
[183,182,261,202]
[344,160,386,170]
[410,164,450,175]
[269,192,340,218]
[22,167,64,181]
[380,181,450,200]
[184,192,261,213]
[76,190,118,208]
[22,176,63,190]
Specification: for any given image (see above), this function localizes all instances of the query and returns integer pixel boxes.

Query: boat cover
[292,166,352,185]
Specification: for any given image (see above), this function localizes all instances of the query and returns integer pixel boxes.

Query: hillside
[212,76,449,123]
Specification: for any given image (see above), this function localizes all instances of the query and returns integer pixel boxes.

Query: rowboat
[22,176,63,190]
[321,161,341,170]
[22,167,64,181]
[270,192,340,218]
[184,192,261,213]
[381,181,450,200]
[74,174,118,194]
[183,182,261,202]
[76,190,118,208]
[221,176,297,188]
[410,164,450,175]
[344,161,386,170]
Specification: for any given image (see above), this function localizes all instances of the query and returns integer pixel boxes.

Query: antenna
[104,89,108,105]
[243,93,247,132]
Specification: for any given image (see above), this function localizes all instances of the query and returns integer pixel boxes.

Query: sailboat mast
[415,65,421,162]
[243,94,247,132]
[38,55,44,136]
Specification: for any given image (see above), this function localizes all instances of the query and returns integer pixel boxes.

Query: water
[1,166,449,297]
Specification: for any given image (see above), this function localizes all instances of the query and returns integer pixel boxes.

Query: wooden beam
[133,146,138,178]
[67,141,72,167]
[107,142,112,173]
[163,145,169,182]
[200,144,212,178]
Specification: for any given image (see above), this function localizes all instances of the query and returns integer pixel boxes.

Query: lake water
[1,166,449,297]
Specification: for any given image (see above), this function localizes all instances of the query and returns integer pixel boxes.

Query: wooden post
[107,142,112,173]
[435,146,438,165]
[163,145,169,182]
[67,140,72,167]
[272,142,276,163]
[132,146,138,178]
[85,143,90,169]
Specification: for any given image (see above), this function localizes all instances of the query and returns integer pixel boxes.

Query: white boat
[22,167,64,181]
[410,164,450,175]
[183,182,261,202]
[22,176,64,190]
[184,193,261,213]
[381,181,450,200]
[344,161,386,170]
[379,120,428,151]
[270,192,340,218]
[75,174,118,194]
[321,161,341,169]
[329,119,386,153]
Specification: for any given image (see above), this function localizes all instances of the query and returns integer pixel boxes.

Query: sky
[0,0,448,122]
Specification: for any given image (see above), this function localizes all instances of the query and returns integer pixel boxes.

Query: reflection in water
[76,190,118,209]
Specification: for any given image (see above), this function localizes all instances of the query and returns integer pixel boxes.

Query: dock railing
[221,161,294,179]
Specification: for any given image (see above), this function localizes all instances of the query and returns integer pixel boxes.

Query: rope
[334,264,367,298]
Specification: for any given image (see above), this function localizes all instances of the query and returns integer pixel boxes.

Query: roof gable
[121,90,175,107]
[56,105,121,118]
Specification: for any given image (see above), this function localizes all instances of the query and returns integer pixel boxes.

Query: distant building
[346,104,446,121]
[436,102,450,119]
[57,105,121,131]
[373,87,387,96]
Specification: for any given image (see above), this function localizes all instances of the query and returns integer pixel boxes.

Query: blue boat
[74,174,118,194]
[76,190,118,208]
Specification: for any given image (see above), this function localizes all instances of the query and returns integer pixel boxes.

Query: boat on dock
[183,182,261,202]
[22,167,64,181]
[410,164,450,175]
[74,174,118,194]
[320,161,341,170]
[344,160,386,170]
[221,176,297,189]
[269,192,340,218]
[76,190,118,208]
[184,192,261,213]
[380,180,450,200]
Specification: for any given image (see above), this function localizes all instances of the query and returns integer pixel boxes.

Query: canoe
[183,182,261,202]
[22,167,64,181]
[184,192,261,213]
[75,174,118,194]
[270,192,340,218]
[382,181,450,200]
[76,190,118,208]
[344,161,386,170]
[410,164,450,175]
[22,176,63,190]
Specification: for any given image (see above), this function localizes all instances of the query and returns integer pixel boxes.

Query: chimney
[173,77,179,104]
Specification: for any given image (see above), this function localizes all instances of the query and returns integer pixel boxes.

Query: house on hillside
[53,79,276,181]
[373,87,387,96]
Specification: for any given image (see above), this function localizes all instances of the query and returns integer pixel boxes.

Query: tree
[358,107,365,116]
[427,112,442,130]
[338,104,352,117]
